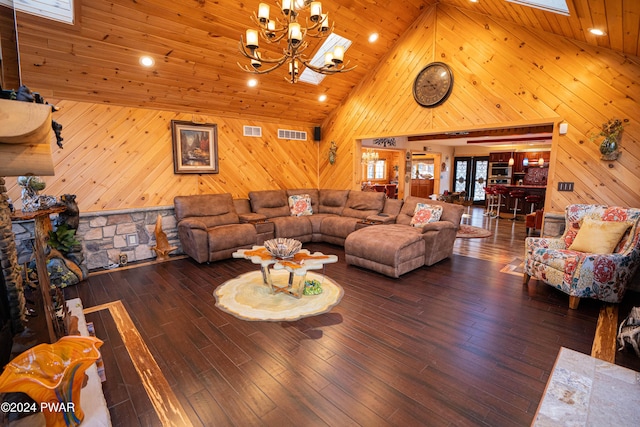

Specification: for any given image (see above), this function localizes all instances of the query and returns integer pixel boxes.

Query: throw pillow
[288,194,313,216]
[410,203,443,227]
[568,217,631,254]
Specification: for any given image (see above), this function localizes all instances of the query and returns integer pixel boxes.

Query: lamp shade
[246,29,259,49]
[258,3,270,22]
[288,23,302,44]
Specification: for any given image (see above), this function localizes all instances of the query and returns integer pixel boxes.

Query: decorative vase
[0,336,103,427]
[599,136,621,160]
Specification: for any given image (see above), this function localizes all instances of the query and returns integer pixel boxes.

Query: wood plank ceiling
[9,0,640,127]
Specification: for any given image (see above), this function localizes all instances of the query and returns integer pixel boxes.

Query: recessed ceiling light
[470,0,478,3]
[368,33,379,43]
[248,78,258,87]
[589,28,606,36]
[318,94,327,102]
[139,56,154,67]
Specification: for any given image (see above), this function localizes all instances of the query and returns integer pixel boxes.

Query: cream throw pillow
[568,217,631,254]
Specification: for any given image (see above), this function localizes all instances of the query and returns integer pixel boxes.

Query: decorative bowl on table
[264,238,302,259]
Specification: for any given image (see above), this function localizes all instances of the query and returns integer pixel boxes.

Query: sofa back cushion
[287,188,320,213]
[319,189,349,215]
[248,190,290,218]
[341,191,385,219]
[174,194,239,226]
[397,197,462,226]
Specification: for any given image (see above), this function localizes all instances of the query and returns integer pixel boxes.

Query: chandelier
[361,149,379,165]
[238,0,356,83]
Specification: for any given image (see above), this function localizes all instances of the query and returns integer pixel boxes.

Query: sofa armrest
[525,236,566,250]
[366,214,396,224]
[418,221,457,233]
[239,212,268,223]
[178,218,208,230]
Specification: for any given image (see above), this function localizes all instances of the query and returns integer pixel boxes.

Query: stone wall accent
[12,206,182,272]
[80,207,182,270]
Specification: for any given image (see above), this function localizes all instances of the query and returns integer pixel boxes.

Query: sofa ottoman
[344,224,426,278]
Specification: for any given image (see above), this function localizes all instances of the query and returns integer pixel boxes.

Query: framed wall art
[171,120,218,174]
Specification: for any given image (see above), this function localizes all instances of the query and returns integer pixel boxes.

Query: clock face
[413,62,453,108]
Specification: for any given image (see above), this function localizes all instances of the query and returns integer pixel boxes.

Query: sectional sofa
[174,189,464,277]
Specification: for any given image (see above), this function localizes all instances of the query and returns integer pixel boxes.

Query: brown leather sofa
[174,189,463,277]
[174,194,259,263]
[345,197,464,277]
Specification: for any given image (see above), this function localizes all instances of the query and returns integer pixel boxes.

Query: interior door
[453,156,489,203]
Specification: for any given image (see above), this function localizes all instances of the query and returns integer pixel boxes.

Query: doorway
[453,156,489,203]
[410,152,441,198]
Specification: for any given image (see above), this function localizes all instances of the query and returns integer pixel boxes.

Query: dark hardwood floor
[63,207,640,426]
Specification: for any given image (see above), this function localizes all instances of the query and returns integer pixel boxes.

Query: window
[411,161,434,179]
[365,160,386,180]
[299,33,352,85]
[1,0,75,24]
[506,0,569,16]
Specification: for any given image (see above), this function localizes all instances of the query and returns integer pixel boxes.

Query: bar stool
[493,185,509,218]
[509,189,526,220]
[483,186,498,216]
[525,194,543,213]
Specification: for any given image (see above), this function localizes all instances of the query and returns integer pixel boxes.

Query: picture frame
[171,120,218,174]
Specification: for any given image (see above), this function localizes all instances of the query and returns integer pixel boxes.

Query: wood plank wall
[5,101,319,212]
[320,4,640,211]
[5,3,639,213]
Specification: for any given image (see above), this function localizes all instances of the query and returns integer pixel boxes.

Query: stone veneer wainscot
[12,206,182,271]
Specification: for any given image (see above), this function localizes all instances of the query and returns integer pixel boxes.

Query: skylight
[0,0,74,24]
[299,33,352,85]
[506,0,569,16]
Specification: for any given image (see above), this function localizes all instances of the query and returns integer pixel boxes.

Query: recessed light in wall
[368,33,379,43]
[139,56,155,67]
[248,78,258,87]
[318,94,327,102]
[589,28,606,36]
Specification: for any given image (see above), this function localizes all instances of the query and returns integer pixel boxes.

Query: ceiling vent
[243,126,262,137]
[278,129,307,141]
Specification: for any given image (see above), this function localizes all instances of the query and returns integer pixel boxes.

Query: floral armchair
[523,204,640,309]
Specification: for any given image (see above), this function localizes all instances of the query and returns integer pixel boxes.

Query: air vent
[243,126,262,137]
[278,129,307,141]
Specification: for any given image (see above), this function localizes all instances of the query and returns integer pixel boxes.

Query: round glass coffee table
[232,246,337,298]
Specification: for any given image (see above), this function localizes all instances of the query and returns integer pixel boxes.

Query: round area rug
[456,224,492,239]
[214,270,344,322]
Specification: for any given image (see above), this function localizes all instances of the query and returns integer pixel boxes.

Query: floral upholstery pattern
[410,203,443,227]
[524,204,640,304]
[288,194,313,216]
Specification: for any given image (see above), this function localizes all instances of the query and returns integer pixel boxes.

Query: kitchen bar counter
[490,184,546,218]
